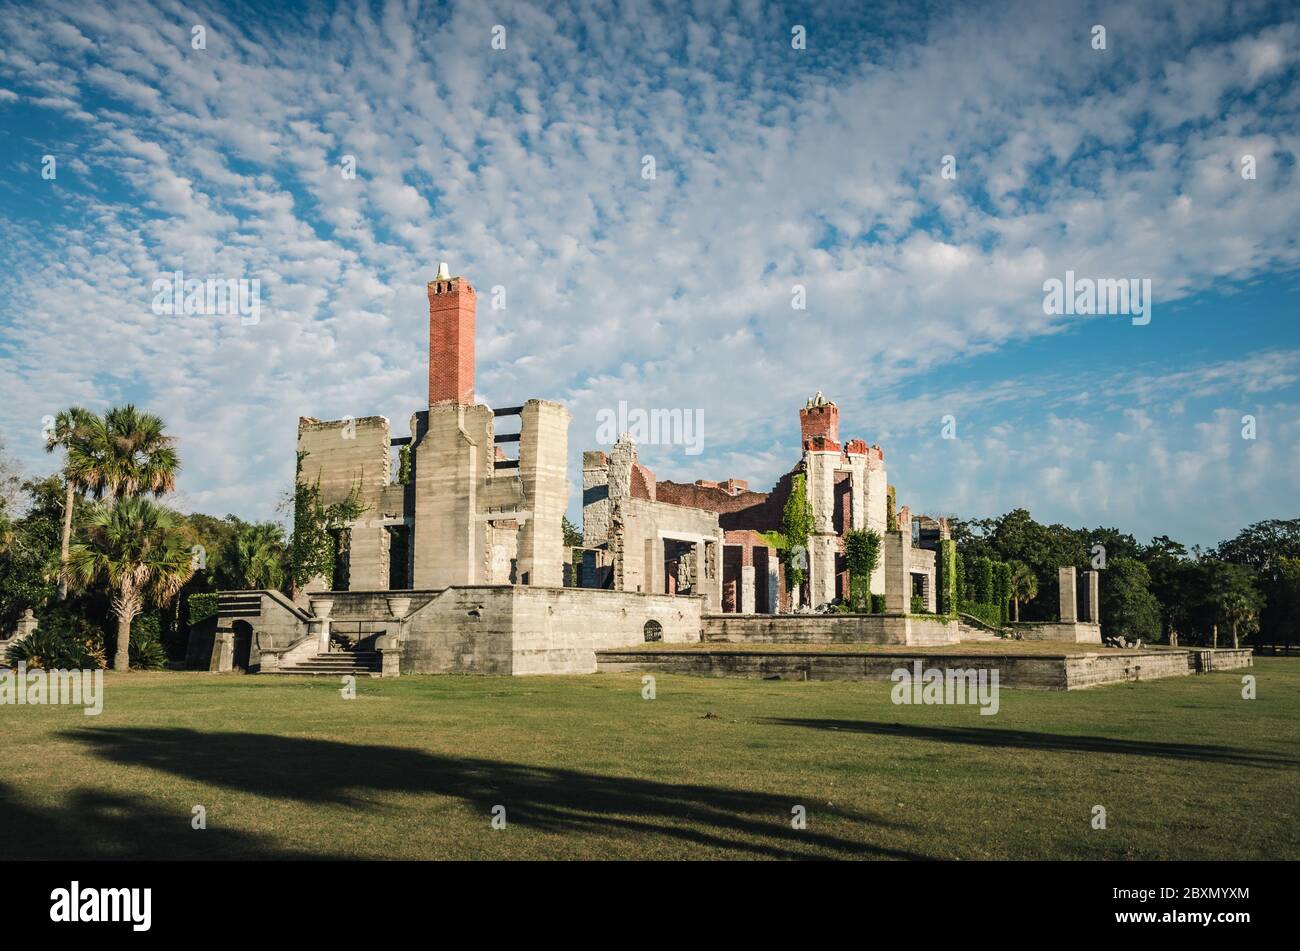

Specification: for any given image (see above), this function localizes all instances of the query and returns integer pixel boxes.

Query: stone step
[268,651,382,676]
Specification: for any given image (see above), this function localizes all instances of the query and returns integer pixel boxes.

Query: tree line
[952,509,1298,648]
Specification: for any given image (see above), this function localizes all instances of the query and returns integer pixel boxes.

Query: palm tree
[44,407,103,600]
[98,404,180,498]
[1220,593,1259,649]
[67,498,195,671]
[1009,561,1038,623]
[229,522,287,590]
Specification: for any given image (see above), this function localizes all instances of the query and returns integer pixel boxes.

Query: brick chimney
[427,262,476,405]
[799,392,839,449]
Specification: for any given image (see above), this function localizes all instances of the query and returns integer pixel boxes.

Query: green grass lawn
[2,659,1297,860]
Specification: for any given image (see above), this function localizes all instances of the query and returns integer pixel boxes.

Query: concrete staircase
[956,620,1002,642]
[263,650,382,677]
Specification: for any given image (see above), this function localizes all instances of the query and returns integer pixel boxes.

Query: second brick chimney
[428,262,476,406]
[799,391,840,450]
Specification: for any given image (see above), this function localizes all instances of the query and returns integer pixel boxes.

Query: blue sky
[0,0,1296,549]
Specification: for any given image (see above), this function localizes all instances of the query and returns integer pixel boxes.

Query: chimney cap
[436,261,450,280]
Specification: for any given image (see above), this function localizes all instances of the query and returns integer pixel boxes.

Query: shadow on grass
[0,781,342,860]
[758,719,1296,769]
[47,727,924,860]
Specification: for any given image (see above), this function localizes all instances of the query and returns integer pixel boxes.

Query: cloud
[0,0,1297,548]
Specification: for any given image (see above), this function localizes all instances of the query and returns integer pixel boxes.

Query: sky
[0,0,1296,549]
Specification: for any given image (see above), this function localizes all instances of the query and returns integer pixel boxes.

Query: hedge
[188,592,219,625]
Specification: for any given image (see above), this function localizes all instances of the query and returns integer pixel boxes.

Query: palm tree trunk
[114,613,133,671]
[1232,621,1239,649]
[58,476,75,600]
[1212,623,1218,649]
[1013,598,1020,622]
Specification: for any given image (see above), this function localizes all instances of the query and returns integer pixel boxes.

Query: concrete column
[884,529,911,613]
[805,450,838,534]
[644,536,660,594]
[809,534,837,609]
[1059,566,1078,623]
[924,570,936,613]
[516,399,571,587]
[16,608,37,638]
[740,565,756,614]
[865,461,888,595]
[708,536,723,612]
[766,558,780,613]
[412,405,488,587]
[847,454,867,530]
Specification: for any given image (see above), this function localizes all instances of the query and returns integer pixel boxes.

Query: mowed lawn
[2,659,1297,860]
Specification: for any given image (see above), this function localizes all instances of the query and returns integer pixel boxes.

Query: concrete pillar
[809,534,838,609]
[1059,566,1078,623]
[924,570,936,613]
[516,399,571,587]
[740,565,756,614]
[846,453,867,531]
[644,536,660,594]
[766,557,780,613]
[411,404,489,588]
[884,529,911,613]
[16,608,37,638]
[864,459,888,595]
[707,537,723,612]
[210,632,234,672]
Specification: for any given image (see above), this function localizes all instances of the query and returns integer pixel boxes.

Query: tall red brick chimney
[427,262,476,406]
[799,392,839,449]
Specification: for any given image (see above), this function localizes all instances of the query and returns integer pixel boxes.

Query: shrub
[963,601,1003,630]
[187,592,219,625]
[937,539,958,615]
[843,528,881,612]
[10,605,107,669]
[910,595,927,614]
[871,594,887,614]
[973,557,995,605]
[129,612,168,670]
[992,561,1013,623]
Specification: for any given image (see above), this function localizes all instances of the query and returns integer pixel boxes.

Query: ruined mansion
[196,266,1102,676]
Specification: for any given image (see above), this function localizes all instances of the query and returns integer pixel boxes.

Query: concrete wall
[614,497,723,606]
[508,587,702,675]
[515,400,571,587]
[297,416,394,590]
[702,612,960,646]
[1062,647,1253,688]
[596,647,1254,690]
[1013,621,1103,643]
[399,586,703,675]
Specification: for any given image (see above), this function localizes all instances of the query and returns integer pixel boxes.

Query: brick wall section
[656,480,770,515]
[427,276,476,405]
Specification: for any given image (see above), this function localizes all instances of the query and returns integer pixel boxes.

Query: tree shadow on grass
[53,727,926,860]
[757,719,1296,769]
[0,781,343,860]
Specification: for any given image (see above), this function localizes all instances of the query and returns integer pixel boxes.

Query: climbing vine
[781,472,814,595]
[844,528,881,612]
[289,452,367,594]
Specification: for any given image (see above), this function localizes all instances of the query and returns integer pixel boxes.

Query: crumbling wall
[296,416,393,590]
